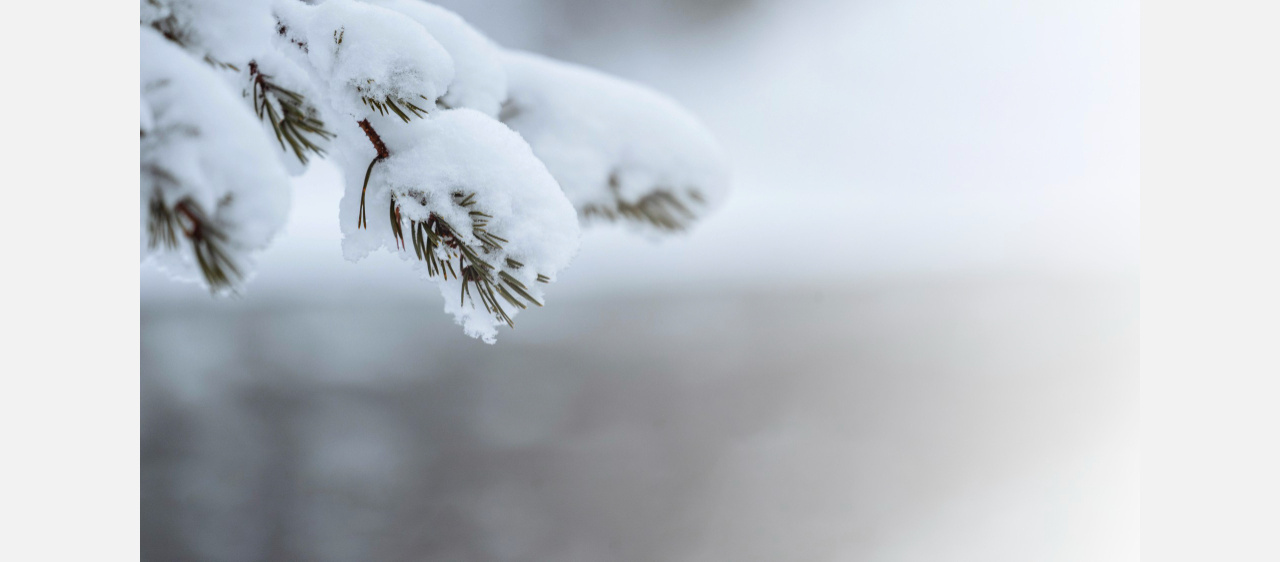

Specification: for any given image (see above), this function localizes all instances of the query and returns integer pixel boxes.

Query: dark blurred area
[143,275,1136,561]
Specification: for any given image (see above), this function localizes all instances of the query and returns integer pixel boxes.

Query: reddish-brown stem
[175,201,201,238]
[358,119,389,159]
[356,119,389,229]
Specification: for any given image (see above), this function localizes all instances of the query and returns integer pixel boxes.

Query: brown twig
[356,119,389,229]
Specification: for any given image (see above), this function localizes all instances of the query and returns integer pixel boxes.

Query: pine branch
[581,172,703,232]
[146,193,243,292]
[250,61,333,165]
[275,20,309,54]
[147,12,192,50]
[352,104,543,328]
[400,192,546,328]
[146,13,239,72]
[147,191,179,252]
[582,188,700,232]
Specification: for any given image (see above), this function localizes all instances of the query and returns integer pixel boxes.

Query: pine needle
[147,195,243,292]
[582,188,703,232]
[361,95,430,122]
[251,62,333,165]
[385,191,550,327]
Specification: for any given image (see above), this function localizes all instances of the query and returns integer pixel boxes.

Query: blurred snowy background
[141,0,1138,560]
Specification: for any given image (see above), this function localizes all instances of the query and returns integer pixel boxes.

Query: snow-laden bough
[500,51,730,233]
[140,0,730,342]
[141,27,291,293]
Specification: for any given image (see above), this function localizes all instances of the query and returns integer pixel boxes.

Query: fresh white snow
[370,0,508,116]
[501,50,730,232]
[141,26,292,292]
[140,0,729,339]
[274,0,455,119]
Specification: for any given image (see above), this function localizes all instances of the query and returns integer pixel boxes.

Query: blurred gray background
[141,0,1139,560]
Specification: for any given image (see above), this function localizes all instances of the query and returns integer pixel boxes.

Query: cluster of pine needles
[387,192,549,328]
[583,188,703,232]
[251,62,333,164]
[361,95,430,123]
[351,93,545,328]
[148,194,241,291]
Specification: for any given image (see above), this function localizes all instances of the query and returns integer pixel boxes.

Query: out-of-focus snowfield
[141,0,1138,560]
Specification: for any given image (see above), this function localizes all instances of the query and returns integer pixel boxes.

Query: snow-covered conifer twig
[140,0,729,341]
[250,61,334,165]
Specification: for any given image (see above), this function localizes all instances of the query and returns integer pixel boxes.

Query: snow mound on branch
[337,109,580,343]
[140,27,291,291]
[141,0,275,64]
[369,0,508,117]
[500,51,730,232]
[275,0,455,119]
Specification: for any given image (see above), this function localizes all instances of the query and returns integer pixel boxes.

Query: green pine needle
[361,94,430,123]
[391,191,550,327]
[252,62,333,165]
[582,188,703,232]
[146,195,242,292]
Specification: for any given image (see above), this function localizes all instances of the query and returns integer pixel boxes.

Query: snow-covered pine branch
[140,0,730,342]
[141,27,292,292]
[500,51,730,233]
